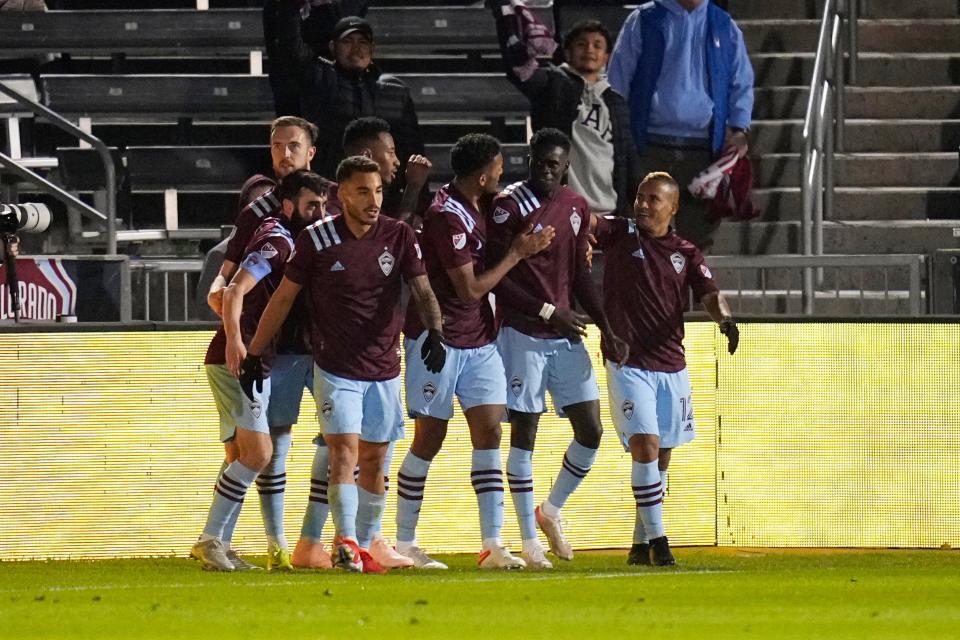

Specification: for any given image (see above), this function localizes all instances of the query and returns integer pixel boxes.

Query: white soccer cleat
[369,535,415,569]
[478,545,526,570]
[190,538,234,572]
[535,504,574,561]
[521,543,554,570]
[397,544,448,570]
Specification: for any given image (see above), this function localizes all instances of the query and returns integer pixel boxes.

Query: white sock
[541,500,561,518]
[521,538,542,555]
[482,537,503,551]
[396,539,417,553]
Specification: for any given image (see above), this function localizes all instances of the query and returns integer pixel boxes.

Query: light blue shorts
[205,363,271,442]
[404,335,507,420]
[267,354,314,428]
[313,365,404,443]
[604,361,695,450]
[497,326,600,416]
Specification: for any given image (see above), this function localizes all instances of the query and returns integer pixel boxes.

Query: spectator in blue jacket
[608,0,754,251]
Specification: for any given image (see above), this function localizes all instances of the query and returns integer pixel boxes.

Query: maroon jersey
[594,216,719,372]
[224,185,281,265]
[285,214,426,381]
[403,184,496,349]
[238,173,276,210]
[488,181,591,339]
[205,218,295,374]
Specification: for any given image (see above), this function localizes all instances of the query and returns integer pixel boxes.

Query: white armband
[538,303,556,321]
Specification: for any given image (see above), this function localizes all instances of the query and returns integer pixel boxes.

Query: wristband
[539,303,556,321]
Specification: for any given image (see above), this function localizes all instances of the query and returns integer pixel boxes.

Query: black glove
[719,318,739,355]
[238,354,264,402]
[420,329,447,374]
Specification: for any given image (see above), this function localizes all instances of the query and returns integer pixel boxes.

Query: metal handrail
[799,0,857,315]
[0,81,117,254]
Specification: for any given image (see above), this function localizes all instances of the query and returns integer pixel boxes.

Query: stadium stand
[0,0,958,315]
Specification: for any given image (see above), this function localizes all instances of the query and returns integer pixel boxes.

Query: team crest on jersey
[622,399,635,421]
[670,252,686,274]
[700,264,712,279]
[249,399,262,419]
[493,207,510,224]
[452,233,466,250]
[259,243,278,259]
[510,375,523,397]
[378,250,395,276]
[422,381,437,403]
[321,400,334,419]
[570,209,581,234]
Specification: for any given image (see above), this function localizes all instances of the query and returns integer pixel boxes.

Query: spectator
[608,0,754,251]
[0,0,46,10]
[268,0,425,182]
[490,0,639,217]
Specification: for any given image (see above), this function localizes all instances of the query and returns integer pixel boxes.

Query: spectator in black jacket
[267,0,424,182]
[491,0,639,217]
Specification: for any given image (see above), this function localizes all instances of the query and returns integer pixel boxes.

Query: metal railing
[708,254,925,316]
[131,260,203,321]
[0,81,117,254]
[800,0,858,314]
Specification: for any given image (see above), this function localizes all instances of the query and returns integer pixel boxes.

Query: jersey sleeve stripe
[307,224,324,252]
[324,219,342,245]
[442,199,476,233]
[315,219,333,246]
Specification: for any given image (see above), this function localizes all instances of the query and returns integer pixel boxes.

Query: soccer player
[241,156,446,573]
[192,170,328,572]
[591,172,739,566]
[487,128,628,569]
[395,134,555,570]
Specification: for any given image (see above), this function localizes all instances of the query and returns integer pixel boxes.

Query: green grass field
[1,549,958,639]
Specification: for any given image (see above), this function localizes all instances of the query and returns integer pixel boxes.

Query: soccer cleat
[332,536,363,573]
[359,549,389,574]
[648,536,676,566]
[292,538,333,569]
[478,546,526,570]
[369,535,414,569]
[521,543,554,570]
[190,538,234,572]
[226,549,263,571]
[535,505,574,561]
[267,543,294,572]
[397,545,448,570]
[627,543,651,566]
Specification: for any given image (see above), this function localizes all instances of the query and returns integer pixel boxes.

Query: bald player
[591,172,739,566]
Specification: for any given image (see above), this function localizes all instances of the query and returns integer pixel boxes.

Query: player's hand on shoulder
[405,155,433,188]
[719,317,739,355]
[549,307,589,342]
[603,330,630,368]
[510,223,555,259]
[420,329,447,374]
[207,289,225,318]
[238,354,264,402]
[226,338,247,377]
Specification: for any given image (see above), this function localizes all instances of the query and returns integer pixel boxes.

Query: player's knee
[573,423,603,449]
[471,423,501,450]
[238,446,272,472]
[629,435,659,463]
[412,421,447,460]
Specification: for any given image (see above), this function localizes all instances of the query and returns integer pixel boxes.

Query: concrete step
[750,119,960,154]
[739,19,960,54]
[751,187,960,221]
[718,289,918,316]
[755,86,960,119]
[712,220,960,255]
[712,264,918,291]
[729,0,960,19]
[752,53,960,87]
[754,153,960,188]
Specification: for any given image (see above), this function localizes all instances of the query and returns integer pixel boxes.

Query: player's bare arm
[572,262,628,362]
[447,224,555,303]
[408,274,447,373]
[206,258,238,317]
[701,290,739,354]
[221,268,259,376]
[397,154,432,225]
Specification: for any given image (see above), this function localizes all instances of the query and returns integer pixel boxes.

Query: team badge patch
[259,243,278,259]
[510,375,523,398]
[622,399,635,421]
[570,209,581,234]
[320,400,334,419]
[422,381,437,403]
[249,399,262,419]
[700,264,712,279]
[378,250,395,276]
[670,252,686,274]
[452,233,466,250]
[493,207,510,224]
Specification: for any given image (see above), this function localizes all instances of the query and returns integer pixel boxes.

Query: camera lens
[0,203,52,234]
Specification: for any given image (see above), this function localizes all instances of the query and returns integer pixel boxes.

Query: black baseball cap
[332,16,374,42]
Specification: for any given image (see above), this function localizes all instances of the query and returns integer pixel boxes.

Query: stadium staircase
[0,0,958,317]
